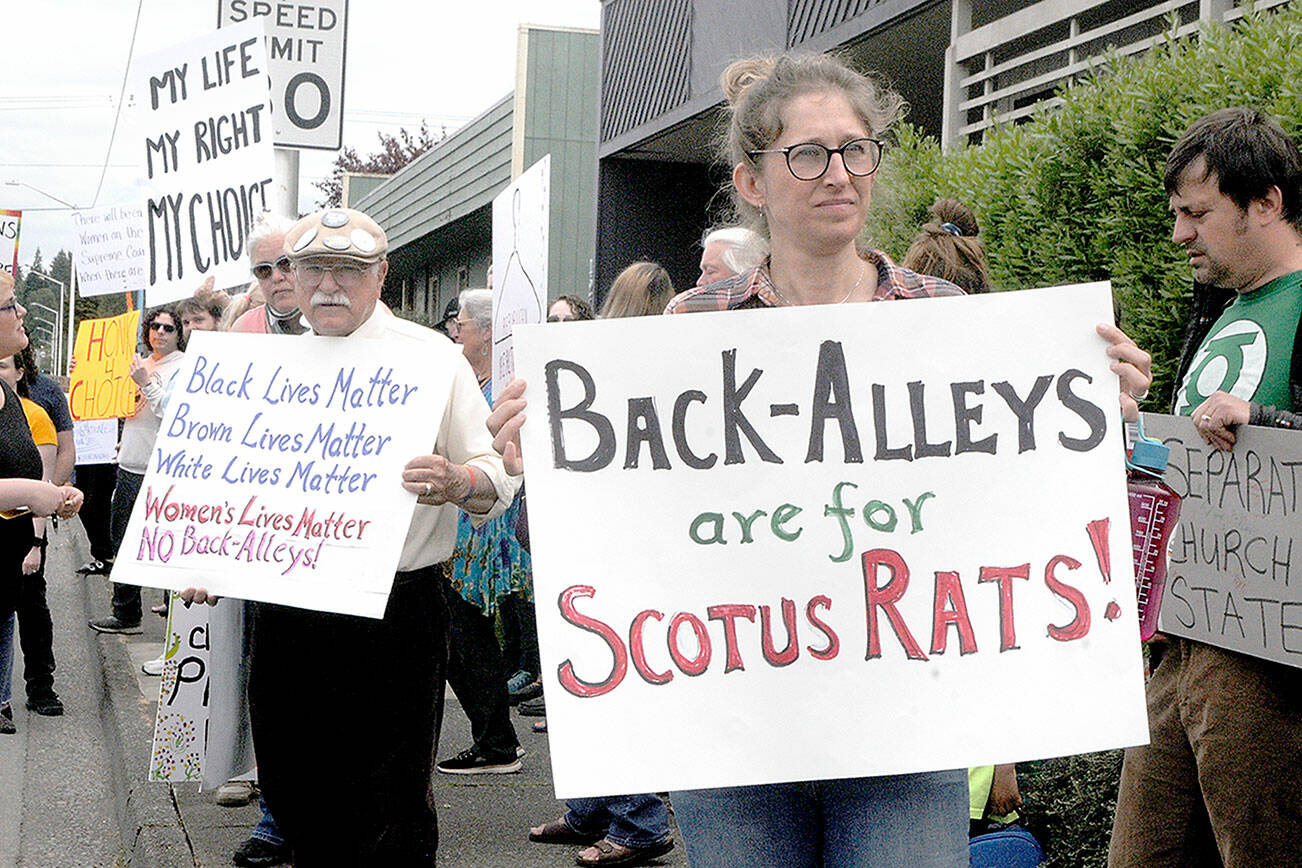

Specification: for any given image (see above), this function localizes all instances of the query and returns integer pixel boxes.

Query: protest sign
[149,593,211,782]
[109,330,447,618]
[71,204,150,297]
[69,310,141,421]
[513,282,1150,797]
[491,155,549,400]
[128,20,275,304]
[1142,413,1302,668]
[218,0,349,149]
[73,419,119,464]
[0,209,19,279]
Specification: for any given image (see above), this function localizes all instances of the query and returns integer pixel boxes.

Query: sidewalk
[72,525,684,867]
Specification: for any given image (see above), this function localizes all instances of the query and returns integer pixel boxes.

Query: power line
[91,0,144,209]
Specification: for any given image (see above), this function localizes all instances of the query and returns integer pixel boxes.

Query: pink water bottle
[1128,439,1182,641]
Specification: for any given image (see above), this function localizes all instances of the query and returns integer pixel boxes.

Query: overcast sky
[3,0,600,268]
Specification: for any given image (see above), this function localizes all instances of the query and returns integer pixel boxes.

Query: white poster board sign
[513,282,1150,798]
[128,20,275,304]
[1143,413,1302,667]
[70,204,151,298]
[491,155,549,399]
[73,418,119,465]
[149,593,211,782]
[218,0,349,149]
[0,209,19,279]
[109,330,446,618]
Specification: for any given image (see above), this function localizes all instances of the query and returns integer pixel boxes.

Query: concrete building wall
[352,27,600,323]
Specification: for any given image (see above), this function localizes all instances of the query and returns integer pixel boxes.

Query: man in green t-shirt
[1109,108,1302,867]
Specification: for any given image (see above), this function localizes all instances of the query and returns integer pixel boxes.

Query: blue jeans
[249,794,284,847]
[565,794,670,849]
[0,613,13,708]
[671,770,969,867]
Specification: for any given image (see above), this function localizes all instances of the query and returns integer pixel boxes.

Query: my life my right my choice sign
[513,282,1150,798]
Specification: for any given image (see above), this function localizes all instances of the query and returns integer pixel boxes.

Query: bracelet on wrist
[458,465,478,504]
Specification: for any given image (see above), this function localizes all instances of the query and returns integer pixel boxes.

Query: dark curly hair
[141,304,186,352]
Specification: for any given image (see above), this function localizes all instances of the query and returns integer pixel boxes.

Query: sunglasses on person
[149,321,177,334]
[252,256,293,280]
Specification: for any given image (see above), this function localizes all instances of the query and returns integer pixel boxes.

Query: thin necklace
[770,261,867,306]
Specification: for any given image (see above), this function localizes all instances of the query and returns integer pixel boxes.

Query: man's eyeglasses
[748,137,884,181]
[296,263,372,289]
[149,321,177,334]
[0,300,20,317]
[252,256,293,280]
[547,314,576,323]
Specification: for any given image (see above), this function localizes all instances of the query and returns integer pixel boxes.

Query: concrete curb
[83,564,195,866]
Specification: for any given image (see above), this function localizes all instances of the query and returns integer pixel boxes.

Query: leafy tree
[865,5,1302,409]
[314,121,444,208]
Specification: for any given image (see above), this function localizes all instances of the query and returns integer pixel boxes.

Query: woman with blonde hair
[599,261,675,319]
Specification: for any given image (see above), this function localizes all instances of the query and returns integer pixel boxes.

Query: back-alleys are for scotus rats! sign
[1142,413,1302,668]
[109,331,446,618]
[512,282,1150,799]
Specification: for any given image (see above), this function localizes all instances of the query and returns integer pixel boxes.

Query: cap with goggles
[284,208,388,264]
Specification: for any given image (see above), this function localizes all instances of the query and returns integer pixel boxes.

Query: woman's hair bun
[929,198,979,237]
[721,57,776,105]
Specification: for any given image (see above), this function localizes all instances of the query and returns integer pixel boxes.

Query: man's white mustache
[310,291,351,308]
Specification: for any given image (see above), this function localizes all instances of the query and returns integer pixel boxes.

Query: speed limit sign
[218,1,348,150]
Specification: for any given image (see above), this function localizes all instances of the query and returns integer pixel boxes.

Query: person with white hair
[697,225,768,286]
[230,213,306,335]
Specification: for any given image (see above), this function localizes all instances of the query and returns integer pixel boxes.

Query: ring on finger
[1128,387,1149,401]
[1201,415,1213,424]
[424,482,433,497]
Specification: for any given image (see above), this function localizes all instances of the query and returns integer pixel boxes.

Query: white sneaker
[215,779,257,806]
[141,656,165,676]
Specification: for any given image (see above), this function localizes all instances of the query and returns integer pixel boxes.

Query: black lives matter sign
[218,1,348,150]
[129,19,275,303]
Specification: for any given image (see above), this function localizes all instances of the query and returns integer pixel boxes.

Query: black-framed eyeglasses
[149,321,177,334]
[252,256,293,280]
[748,137,884,181]
[0,300,20,317]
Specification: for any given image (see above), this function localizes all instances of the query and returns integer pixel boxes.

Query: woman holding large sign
[491,50,1154,867]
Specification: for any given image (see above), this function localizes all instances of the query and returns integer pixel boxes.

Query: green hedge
[866,5,1302,407]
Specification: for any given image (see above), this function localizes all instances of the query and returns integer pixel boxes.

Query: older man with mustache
[185,207,518,866]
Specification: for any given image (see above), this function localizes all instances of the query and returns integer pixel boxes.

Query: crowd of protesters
[3,41,1298,868]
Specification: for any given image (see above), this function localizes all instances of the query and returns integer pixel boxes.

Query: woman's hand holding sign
[1099,323,1153,421]
[488,378,527,476]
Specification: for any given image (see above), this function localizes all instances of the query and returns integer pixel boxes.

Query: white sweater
[116,350,185,475]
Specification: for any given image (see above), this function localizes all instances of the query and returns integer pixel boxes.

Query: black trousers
[249,567,448,866]
[75,463,117,562]
[108,469,143,623]
[499,591,541,678]
[14,541,55,698]
[444,584,519,757]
